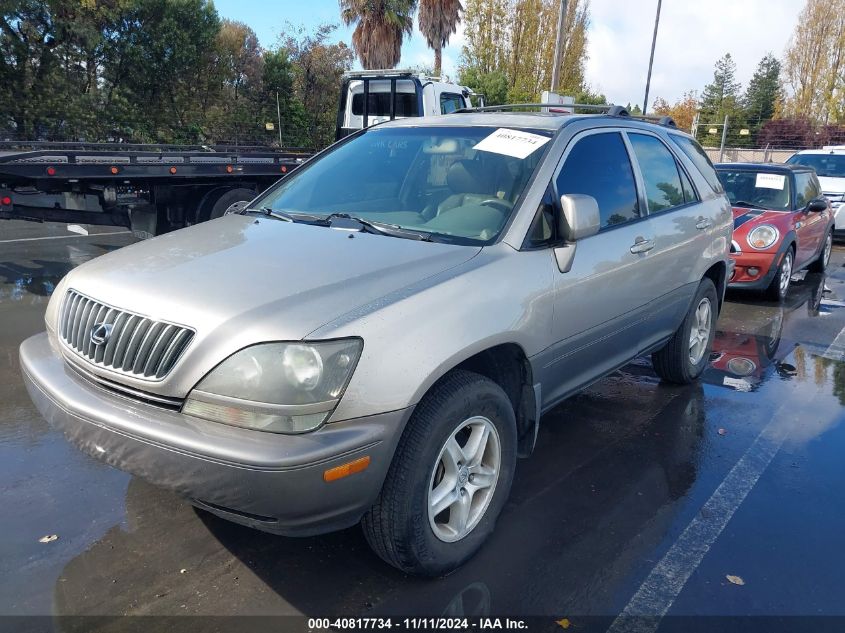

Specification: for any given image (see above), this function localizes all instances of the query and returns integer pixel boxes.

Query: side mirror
[559,194,601,241]
[807,198,828,212]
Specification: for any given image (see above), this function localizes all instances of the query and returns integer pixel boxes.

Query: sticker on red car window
[755,173,786,189]
[473,128,551,159]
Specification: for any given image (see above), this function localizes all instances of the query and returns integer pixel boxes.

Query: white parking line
[0,230,131,245]
[606,322,845,633]
[821,324,845,361]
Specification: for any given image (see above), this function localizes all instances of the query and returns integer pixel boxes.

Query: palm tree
[418,0,462,76]
[340,0,417,69]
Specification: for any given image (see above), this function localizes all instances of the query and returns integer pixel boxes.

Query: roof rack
[451,103,678,128]
[343,69,416,79]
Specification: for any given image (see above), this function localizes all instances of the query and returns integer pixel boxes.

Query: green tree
[743,53,781,126]
[457,66,508,104]
[261,48,309,147]
[339,0,416,69]
[697,53,748,146]
[460,0,590,103]
[418,0,462,76]
[280,23,354,148]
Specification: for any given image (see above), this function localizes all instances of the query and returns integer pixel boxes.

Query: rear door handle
[696,218,712,230]
[630,239,655,254]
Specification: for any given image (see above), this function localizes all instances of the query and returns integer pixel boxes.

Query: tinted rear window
[352,92,419,117]
[669,134,724,193]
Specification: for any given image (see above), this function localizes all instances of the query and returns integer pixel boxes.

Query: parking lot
[2,220,845,631]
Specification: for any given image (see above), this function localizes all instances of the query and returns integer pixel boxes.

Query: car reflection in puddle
[705,272,828,392]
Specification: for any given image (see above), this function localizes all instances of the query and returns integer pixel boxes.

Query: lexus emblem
[90,323,113,346]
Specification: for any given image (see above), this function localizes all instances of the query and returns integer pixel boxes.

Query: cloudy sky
[213,0,804,107]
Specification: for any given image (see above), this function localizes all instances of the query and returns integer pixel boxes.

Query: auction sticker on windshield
[473,128,551,159]
[756,173,786,189]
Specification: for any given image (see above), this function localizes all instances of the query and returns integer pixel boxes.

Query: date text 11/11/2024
[307,617,530,630]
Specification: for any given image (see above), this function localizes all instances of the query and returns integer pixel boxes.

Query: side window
[628,133,687,212]
[794,172,818,208]
[555,132,640,229]
[439,92,464,114]
[679,165,698,204]
[669,134,724,193]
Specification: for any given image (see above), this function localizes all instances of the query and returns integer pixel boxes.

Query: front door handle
[696,217,712,230]
[630,238,655,254]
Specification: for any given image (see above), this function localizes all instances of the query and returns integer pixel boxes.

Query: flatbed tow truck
[0,69,481,238]
[0,141,310,238]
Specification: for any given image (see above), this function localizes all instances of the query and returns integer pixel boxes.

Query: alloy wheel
[823,233,833,268]
[779,251,793,297]
[428,416,501,543]
[688,297,712,366]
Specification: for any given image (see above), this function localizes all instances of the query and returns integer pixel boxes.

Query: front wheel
[765,248,793,302]
[652,277,718,384]
[362,370,517,576]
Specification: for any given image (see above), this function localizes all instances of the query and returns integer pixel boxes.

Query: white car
[787,147,845,238]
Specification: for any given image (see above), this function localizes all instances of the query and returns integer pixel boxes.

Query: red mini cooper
[715,163,834,301]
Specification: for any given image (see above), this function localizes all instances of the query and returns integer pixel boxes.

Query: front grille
[59,289,194,380]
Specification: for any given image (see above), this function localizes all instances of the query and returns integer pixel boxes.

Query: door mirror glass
[560,194,600,241]
[807,198,828,212]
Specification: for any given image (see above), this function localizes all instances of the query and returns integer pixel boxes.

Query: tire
[652,277,718,384]
[206,187,256,221]
[808,230,833,273]
[362,369,517,576]
[765,247,794,302]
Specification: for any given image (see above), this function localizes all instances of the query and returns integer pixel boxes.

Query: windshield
[786,153,845,178]
[717,170,792,210]
[252,126,552,244]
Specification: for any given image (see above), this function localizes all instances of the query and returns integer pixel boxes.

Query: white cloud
[586,0,802,109]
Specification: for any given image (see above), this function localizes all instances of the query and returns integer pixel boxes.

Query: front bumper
[20,332,411,536]
[728,250,779,291]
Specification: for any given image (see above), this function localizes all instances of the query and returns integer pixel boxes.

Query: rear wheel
[809,230,833,273]
[652,277,717,384]
[362,370,517,576]
[765,248,793,302]
[203,187,256,222]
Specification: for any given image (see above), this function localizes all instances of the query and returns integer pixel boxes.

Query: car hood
[58,215,480,393]
[817,176,845,195]
[731,206,783,230]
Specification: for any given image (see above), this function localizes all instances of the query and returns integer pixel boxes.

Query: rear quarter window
[668,134,724,194]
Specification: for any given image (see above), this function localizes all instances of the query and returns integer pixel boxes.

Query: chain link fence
[694,116,845,165]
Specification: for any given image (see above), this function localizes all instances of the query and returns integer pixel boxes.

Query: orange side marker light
[323,456,371,482]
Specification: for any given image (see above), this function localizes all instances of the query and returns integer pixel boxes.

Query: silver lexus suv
[20,108,732,576]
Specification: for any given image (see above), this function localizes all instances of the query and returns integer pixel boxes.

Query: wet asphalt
[1,220,845,631]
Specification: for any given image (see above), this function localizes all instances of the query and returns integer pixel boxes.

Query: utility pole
[276,91,283,146]
[642,0,662,115]
[719,115,729,162]
[550,0,568,92]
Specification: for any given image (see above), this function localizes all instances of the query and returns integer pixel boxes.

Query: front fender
[310,245,555,422]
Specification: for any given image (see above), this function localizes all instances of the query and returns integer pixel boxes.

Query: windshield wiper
[246,207,326,224]
[322,213,433,241]
[732,200,759,208]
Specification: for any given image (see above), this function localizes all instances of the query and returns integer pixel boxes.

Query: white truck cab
[335,69,482,140]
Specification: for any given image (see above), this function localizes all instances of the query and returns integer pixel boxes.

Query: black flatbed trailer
[0,141,312,237]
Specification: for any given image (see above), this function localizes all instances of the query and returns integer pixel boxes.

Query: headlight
[183,339,362,434]
[747,224,779,250]
[727,357,756,376]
